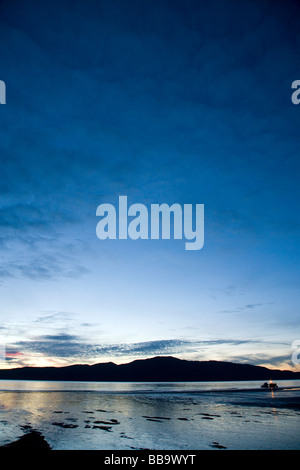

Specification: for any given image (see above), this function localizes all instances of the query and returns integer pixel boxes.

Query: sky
[0,0,299,371]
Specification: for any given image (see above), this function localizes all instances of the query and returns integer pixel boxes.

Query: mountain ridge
[0,356,299,382]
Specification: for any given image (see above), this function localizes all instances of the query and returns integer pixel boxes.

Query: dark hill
[0,356,299,382]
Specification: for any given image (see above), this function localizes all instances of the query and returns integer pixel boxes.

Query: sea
[0,380,299,450]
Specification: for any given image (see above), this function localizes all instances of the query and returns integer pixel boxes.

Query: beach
[0,380,300,450]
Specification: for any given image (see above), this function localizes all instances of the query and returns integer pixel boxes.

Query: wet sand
[0,381,299,450]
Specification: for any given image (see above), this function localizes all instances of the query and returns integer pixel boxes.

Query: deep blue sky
[0,0,299,370]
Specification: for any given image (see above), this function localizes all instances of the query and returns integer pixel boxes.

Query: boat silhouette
[261,380,278,390]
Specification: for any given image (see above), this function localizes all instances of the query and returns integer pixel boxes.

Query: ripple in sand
[92,425,112,432]
[120,432,134,440]
[52,422,78,428]
[142,416,171,420]
[210,441,227,449]
[20,424,32,430]
[93,419,120,425]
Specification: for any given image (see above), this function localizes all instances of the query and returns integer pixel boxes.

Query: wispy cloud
[219,302,274,314]
[226,353,295,370]
[33,311,75,324]
[9,336,261,362]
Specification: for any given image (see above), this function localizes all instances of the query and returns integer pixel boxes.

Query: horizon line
[1,355,299,374]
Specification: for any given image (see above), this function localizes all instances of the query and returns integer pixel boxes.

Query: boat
[261,380,278,390]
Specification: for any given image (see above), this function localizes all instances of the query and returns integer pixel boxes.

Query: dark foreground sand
[1,430,51,449]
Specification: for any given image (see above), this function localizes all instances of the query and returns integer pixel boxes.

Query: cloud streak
[10,336,263,361]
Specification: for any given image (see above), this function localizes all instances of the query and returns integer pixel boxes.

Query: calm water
[0,380,300,450]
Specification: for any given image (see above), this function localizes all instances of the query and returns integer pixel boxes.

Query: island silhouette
[0,356,299,382]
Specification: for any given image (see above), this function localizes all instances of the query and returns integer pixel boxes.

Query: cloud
[10,336,260,362]
[227,353,295,370]
[0,253,89,281]
[0,231,90,282]
[33,311,77,325]
[40,334,79,342]
[11,337,193,360]
[4,328,292,368]
[219,302,274,314]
